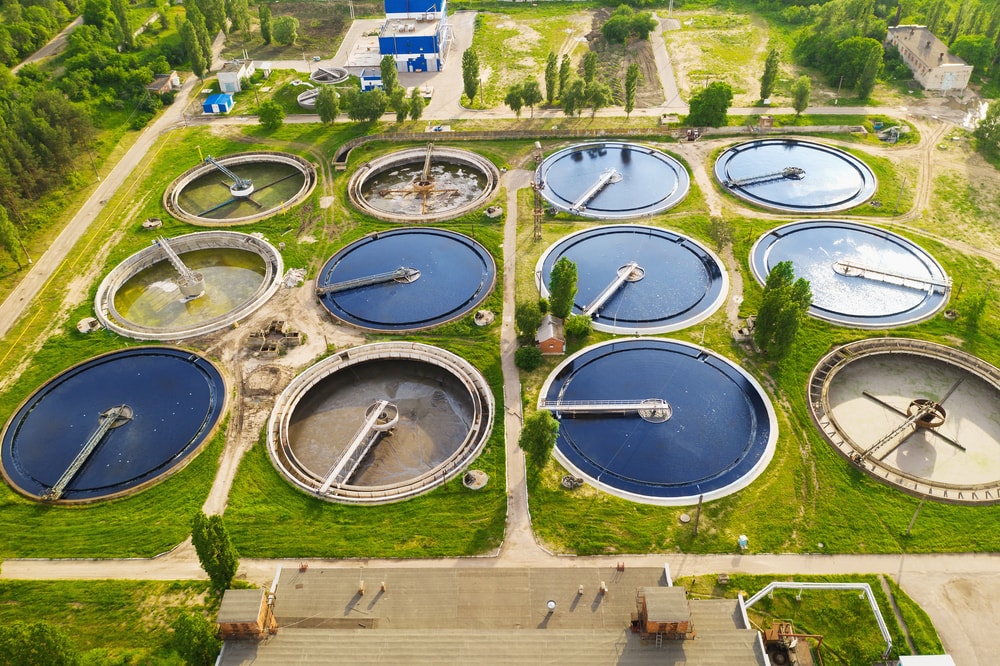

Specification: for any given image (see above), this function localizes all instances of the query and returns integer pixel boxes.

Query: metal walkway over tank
[724,166,805,188]
[581,262,642,317]
[42,404,133,501]
[317,400,399,494]
[316,267,421,295]
[832,260,952,294]
[155,236,205,298]
[541,398,672,423]
[568,168,622,214]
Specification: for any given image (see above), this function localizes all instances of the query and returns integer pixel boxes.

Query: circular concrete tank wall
[347,145,499,223]
[164,151,316,226]
[268,342,494,504]
[94,231,284,340]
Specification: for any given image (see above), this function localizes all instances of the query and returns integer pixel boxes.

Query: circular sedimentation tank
[535,142,690,218]
[94,231,284,340]
[297,88,319,110]
[714,138,877,212]
[1,347,226,503]
[267,342,494,504]
[750,220,950,328]
[538,338,777,505]
[809,338,1000,504]
[535,225,727,334]
[348,145,500,223]
[310,67,349,85]
[317,227,496,332]
[164,151,316,226]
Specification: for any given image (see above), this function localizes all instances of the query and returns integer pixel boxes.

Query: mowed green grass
[2,119,1000,561]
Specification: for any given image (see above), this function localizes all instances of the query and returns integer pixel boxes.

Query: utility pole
[894,175,907,215]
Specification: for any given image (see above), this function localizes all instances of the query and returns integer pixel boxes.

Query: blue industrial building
[378,0,449,72]
[202,93,234,114]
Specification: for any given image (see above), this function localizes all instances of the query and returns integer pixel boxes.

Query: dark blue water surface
[539,225,726,331]
[543,339,774,500]
[318,228,496,331]
[1,348,225,501]
[537,143,690,218]
[714,139,877,212]
[750,220,949,328]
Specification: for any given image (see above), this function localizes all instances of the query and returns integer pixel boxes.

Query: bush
[515,346,543,371]
[564,314,592,339]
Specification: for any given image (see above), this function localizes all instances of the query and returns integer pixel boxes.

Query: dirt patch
[588,9,662,108]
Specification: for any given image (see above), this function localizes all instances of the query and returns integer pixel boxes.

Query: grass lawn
[0,579,217,664]
[677,573,943,664]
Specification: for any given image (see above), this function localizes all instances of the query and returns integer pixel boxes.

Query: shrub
[515,346,543,371]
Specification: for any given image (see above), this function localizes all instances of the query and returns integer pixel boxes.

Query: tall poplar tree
[191,511,240,591]
[111,0,133,50]
[462,49,480,103]
[759,48,779,101]
[558,54,570,98]
[544,52,557,104]
[753,260,812,359]
[259,4,272,44]
[380,54,398,97]
[548,257,578,318]
[624,62,640,119]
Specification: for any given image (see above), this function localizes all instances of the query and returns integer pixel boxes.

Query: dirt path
[497,169,539,561]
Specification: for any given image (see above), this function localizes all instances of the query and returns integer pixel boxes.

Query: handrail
[745,581,892,660]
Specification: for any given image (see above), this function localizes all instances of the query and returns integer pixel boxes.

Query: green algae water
[176,162,305,220]
[113,248,266,329]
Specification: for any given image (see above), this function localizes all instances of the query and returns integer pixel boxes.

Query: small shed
[535,314,565,355]
[203,93,234,115]
[633,587,695,640]
[360,68,384,91]
[217,588,277,639]
[146,71,180,95]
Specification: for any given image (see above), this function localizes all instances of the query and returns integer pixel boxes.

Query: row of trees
[503,52,641,119]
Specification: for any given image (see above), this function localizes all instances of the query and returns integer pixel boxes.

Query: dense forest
[0,0,255,264]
